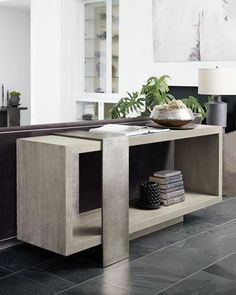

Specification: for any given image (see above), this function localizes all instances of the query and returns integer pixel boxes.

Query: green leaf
[111,75,175,119]
[181,96,207,119]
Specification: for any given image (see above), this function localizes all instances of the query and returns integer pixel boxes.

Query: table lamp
[198,68,236,127]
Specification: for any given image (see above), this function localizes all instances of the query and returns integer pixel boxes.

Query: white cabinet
[76,94,118,121]
[77,0,120,121]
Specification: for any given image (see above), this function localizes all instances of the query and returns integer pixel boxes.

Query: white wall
[0,7,30,125]
[31,0,62,124]
[31,0,236,124]
[31,0,81,125]
[119,0,236,93]
[61,0,82,123]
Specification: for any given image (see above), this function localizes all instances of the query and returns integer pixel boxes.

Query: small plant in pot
[9,91,21,107]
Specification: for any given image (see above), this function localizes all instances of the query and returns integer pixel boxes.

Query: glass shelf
[76,101,99,121]
[84,1,107,93]
[112,0,119,93]
[85,38,106,41]
[85,16,119,22]
[84,0,119,95]
[85,76,102,78]
[85,36,118,41]
[85,55,118,59]
[104,102,116,119]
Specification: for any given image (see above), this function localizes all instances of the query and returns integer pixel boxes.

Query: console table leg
[102,136,129,267]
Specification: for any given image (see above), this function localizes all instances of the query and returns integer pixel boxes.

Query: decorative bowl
[150,108,195,127]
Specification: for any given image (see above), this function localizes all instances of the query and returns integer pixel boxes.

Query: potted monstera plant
[111,76,206,123]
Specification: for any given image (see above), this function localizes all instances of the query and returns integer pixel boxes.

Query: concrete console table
[17,125,223,267]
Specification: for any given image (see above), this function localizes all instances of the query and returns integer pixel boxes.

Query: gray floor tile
[137,245,216,279]
[85,245,216,295]
[176,223,236,259]
[190,198,236,226]
[0,243,58,272]
[160,270,236,295]
[224,196,236,202]
[205,252,236,282]
[130,229,187,261]
[210,218,236,237]
[60,276,131,295]
[73,245,103,266]
[102,261,176,295]
[0,268,74,295]
[167,214,215,237]
[0,239,22,252]
[36,255,104,284]
[0,267,11,278]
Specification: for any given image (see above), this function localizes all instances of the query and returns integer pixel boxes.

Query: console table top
[18,124,222,153]
[55,124,222,148]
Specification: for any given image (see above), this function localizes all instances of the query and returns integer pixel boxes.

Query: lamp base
[206,99,227,127]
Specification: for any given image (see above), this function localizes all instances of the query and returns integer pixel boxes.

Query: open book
[89,124,170,136]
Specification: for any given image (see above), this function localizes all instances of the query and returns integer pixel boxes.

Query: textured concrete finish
[223,131,236,196]
[175,133,223,196]
[56,131,130,266]
[102,136,129,266]
[17,133,129,267]
[17,136,101,256]
[17,125,223,268]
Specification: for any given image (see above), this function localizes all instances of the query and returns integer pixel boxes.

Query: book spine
[149,176,183,185]
[159,181,184,190]
[160,189,185,200]
[154,171,181,178]
[163,176,183,184]
[160,186,184,193]
[150,176,183,185]
[162,195,185,206]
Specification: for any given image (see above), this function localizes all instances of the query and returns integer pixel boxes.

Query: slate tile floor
[1,197,236,294]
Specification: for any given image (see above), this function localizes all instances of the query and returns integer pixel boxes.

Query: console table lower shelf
[69,192,220,254]
[17,125,222,267]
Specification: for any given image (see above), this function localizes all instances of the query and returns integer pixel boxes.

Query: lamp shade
[198,68,236,95]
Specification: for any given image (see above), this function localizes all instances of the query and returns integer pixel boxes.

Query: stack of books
[149,170,185,206]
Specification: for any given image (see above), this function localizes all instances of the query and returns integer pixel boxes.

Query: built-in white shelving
[77,0,120,121]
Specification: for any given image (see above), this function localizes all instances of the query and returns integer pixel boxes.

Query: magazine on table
[89,124,170,137]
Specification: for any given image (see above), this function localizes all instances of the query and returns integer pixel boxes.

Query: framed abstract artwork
[153,0,236,62]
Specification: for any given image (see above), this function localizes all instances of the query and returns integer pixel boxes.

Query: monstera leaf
[182,96,207,119]
[111,76,173,118]
[111,92,145,119]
